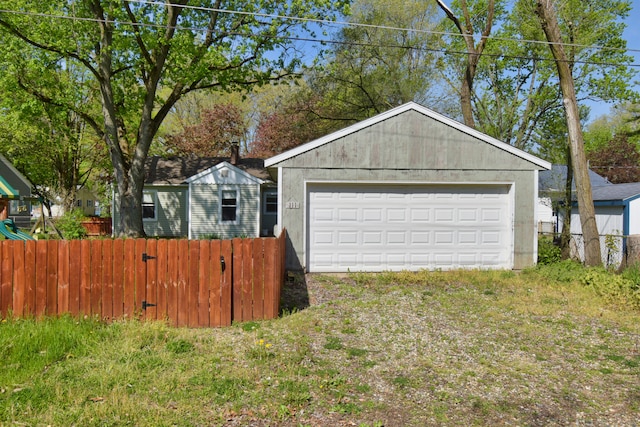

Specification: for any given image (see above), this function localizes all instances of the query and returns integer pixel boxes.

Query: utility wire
[0,4,639,68]
[123,0,640,55]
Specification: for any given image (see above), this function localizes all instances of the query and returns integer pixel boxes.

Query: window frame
[263,191,277,216]
[142,191,157,221]
[219,187,239,224]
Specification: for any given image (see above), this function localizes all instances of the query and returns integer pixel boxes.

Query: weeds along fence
[0,231,286,327]
[539,231,626,269]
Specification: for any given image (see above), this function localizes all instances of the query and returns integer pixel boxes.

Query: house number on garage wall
[286,201,300,209]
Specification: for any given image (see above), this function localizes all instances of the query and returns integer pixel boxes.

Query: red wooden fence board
[135,239,147,318]
[0,232,286,327]
[68,240,80,316]
[209,240,222,327]
[123,239,136,319]
[0,243,12,316]
[177,239,189,327]
[155,239,168,322]
[12,242,25,317]
[252,238,265,320]
[102,239,114,321]
[242,238,253,322]
[112,239,124,319]
[167,240,178,327]
[188,241,200,328]
[144,239,157,321]
[35,241,48,316]
[90,240,102,317]
[79,240,91,316]
[263,238,277,319]
[56,240,69,315]
[220,239,233,327]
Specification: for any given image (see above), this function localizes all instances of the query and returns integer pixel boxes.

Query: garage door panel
[308,184,512,272]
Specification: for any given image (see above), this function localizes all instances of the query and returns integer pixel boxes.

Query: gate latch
[142,253,156,262]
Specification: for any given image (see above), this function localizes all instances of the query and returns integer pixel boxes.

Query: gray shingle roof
[591,182,640,202]
[144,156,270,185]
[538,164,611,192]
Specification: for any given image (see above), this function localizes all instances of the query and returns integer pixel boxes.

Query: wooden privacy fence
[0,231,286,327]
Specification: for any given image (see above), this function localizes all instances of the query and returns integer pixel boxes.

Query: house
[0,154,32,228]
[537,164,612,233]
[265,102,551,273]
[561,182,640,267]
[112,153,277,239]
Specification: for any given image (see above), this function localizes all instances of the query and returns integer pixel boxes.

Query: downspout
[187,182,192,239]
[276,167,283,236]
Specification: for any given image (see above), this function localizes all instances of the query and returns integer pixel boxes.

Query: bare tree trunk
[535,0,601,266]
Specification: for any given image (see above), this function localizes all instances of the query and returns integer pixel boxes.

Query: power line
[0,3,639,68]
[123,0,640,55]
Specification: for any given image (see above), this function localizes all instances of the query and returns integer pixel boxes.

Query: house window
[142,191,157,221]
[76,200,82,207]
[221,190,237,222]
[86,199,93,207]
[264,192,277,215]
[9,200,27,214]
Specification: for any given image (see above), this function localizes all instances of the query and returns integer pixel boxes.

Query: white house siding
[629,198,640,235]
[189,184,259,239]
[568,206,624,237]
[566,206,624,267]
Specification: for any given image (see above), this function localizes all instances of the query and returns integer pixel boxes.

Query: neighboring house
[539,164,640,267]
[113,154,276,239]
[562,182,640,267]
[0,154,32,228]
[537,164,612,234]
[47,186,102,217]
[265,102,551,273]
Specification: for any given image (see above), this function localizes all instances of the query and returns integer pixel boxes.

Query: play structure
[0,218,34,240]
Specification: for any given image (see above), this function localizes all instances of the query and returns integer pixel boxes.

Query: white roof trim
[264,101,551,170]
[184,161,265,185]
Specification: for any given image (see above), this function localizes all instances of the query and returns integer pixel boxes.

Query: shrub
[538,237,561,265]
[55,209,87,239]
[582,268,640,309]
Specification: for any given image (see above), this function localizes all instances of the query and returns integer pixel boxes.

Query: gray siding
[190,184,259,239]
[276,111,538,171]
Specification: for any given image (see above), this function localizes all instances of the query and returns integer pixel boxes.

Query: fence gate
[132,239,233,327]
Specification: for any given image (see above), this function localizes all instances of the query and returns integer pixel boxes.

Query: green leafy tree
[0,0,350,236]
[471,0,636,154]
[0,58,108,214]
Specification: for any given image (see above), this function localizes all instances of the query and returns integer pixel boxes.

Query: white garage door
[307,184,513,272]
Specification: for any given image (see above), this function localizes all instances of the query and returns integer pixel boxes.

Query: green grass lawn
[1,265,639,426]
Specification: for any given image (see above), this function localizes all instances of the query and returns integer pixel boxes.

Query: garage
[265,102,550,272]
[307,183,513,272]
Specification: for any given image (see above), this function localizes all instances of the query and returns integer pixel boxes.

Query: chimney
[230,143,239,165]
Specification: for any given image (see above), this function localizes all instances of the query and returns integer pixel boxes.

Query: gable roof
[144,156,270,185]
[539,164,611,193]
[265,101,551,170]
[0,153,32,195]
